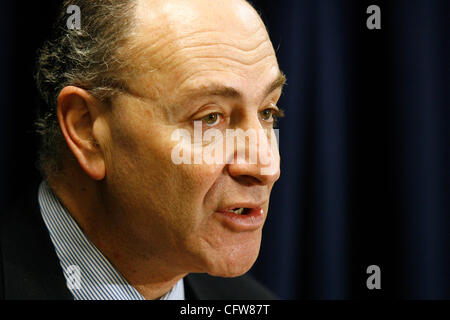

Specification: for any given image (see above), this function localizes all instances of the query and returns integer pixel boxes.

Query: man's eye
[260,109,274,122]
[259,107,285,127]
[202,112,221,126]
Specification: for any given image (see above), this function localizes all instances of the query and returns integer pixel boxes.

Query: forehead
[128,0,279,101]
[135,0,262,36]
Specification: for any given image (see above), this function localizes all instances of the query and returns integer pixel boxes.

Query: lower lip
[214,207,265,232]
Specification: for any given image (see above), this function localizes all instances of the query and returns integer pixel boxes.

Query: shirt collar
[38,180,185,300]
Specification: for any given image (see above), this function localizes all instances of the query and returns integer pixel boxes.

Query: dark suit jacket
[0,182,276,300]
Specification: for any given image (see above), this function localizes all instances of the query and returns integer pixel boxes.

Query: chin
[201,234,262,278]
[205,260,256,278]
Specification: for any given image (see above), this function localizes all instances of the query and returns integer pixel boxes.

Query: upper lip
[217,201,267,212]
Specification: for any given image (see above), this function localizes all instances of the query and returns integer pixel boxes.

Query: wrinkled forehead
[123,0,277,95]
[129,0,273,68]
[115,0,280,117]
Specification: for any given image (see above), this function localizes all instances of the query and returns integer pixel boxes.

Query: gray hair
[35,0,137,178]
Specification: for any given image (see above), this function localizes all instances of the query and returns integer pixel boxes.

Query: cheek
[108,117,224,216]
[157,129,226,203]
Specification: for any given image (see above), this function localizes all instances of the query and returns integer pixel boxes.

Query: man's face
[100,0,283,277]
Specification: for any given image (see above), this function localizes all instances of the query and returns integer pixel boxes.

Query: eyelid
[267,102,280,111]
[192,111,227,130]
[192,104,227,118]
[269,102,285,115]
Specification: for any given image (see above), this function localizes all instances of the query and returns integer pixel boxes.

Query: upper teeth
[229,208,244,214]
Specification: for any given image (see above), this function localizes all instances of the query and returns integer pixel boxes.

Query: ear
[57,86,107,180]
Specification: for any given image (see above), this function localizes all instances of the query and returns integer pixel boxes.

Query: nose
[226,118,281,186]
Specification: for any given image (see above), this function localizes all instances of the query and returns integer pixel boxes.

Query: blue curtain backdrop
[248,0,449,299]
[1,1,448,299]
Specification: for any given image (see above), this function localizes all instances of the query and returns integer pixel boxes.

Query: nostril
[234,175,263,186]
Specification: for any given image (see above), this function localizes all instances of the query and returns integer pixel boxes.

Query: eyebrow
[183,71,286,100]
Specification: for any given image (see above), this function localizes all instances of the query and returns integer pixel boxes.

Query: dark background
[1,1,448,299]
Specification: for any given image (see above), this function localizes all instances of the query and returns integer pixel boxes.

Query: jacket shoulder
[184,273,277,300]
[0,184,72,300]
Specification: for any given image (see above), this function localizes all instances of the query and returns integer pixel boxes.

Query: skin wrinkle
[129,29,213,61]
[175,55,277,90]
[148,32,271,65]
[177,38,269,54]
[155,42,274,73]
[171,53,276,75]
[157,35,273,71]
[127,37,274,93]
[130,2,270,72]
[132,28,268,61]
[121,91,179,126]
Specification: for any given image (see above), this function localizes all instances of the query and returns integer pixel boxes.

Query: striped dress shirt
[38,180,185,300]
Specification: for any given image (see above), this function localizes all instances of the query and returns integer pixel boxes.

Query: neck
[47,166,187,300]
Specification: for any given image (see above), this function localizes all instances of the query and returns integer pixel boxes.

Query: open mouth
[215,206,265,231]
[227,207,251,215]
